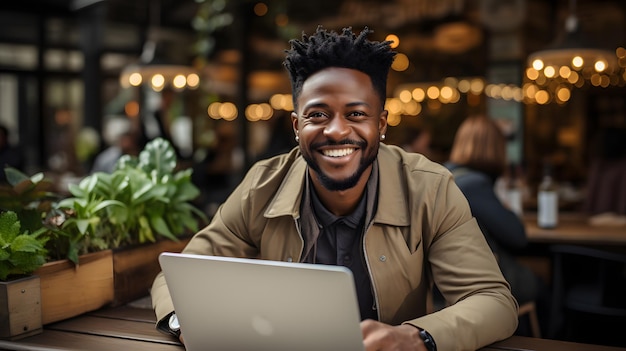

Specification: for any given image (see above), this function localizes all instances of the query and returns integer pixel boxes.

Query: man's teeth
[323,148,355,157]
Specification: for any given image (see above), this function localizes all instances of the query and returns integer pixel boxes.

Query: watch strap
[419,329,437,351]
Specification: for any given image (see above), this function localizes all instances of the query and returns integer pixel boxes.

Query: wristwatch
[419,329,437,351]
[168,313,181,337]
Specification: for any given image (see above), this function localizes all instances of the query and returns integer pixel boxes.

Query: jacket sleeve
[404,174,519,351]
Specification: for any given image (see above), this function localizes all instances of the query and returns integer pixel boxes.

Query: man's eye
[348,111,367,118]
[304,112,327,118]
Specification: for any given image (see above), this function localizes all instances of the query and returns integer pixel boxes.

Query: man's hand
[361,319,428,351]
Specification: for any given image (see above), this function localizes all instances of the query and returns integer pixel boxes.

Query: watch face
[169,314,180,330]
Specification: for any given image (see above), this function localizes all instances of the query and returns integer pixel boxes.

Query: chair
[518,301,541,338]
[548,244,626,341]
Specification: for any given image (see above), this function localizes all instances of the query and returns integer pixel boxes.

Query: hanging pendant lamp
[119,0,200,92]
[525,0,619,104]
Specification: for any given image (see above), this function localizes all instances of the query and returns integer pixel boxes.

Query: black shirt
[310,186,377,321]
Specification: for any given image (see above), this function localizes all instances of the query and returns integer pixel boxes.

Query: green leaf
[30,172,44,184]
[67,183,86,198]
[115,154,138,170]
[107,204,129,225]
[0,211,21,243]
[67,242,79,265]
[131,182,159,203]
[10,251,46,274]
[30,227,48,239]
[138,216,155,243]
[0,210,49,280]
[12,235,46,253]
[138,138,177,180]
[149,215,177,241]
[4,167,30,186]
[81,174,99,193]
[76,218,95,235]
[92,199,125,213]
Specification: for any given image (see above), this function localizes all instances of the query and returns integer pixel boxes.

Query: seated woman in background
[444,115,540,307]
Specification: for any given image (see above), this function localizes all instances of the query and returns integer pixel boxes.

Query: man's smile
[321,147,356,158]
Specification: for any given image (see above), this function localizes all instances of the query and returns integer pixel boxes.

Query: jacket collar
[264,144,411,227]
[263,148,307,219]
[375,144,411,226]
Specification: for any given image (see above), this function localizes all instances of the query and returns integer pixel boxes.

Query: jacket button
[379,255,387,262]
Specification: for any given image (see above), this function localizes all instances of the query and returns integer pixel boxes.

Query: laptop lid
[158,252,365,351]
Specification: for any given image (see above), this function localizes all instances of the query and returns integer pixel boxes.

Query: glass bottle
[537,163,559,228]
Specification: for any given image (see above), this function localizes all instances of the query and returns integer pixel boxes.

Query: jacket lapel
[374,145,411,227]
[263,153,307,219]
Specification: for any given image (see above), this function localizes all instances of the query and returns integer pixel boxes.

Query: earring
[380,134,386,141]
[295,135,299,142]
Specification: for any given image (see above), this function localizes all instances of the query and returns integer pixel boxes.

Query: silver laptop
[158,252,365,351]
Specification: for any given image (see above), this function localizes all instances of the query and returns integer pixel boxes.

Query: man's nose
[323,114,351,140]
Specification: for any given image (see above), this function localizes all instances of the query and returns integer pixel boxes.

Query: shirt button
[343,255,352,265]
[379,255,387,262]
[287,257,293,262]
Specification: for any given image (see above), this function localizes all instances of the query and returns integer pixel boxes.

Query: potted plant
[58,137,206,249]
[56,137,207,306]
[0,211,47,340]
[0,166,116,325]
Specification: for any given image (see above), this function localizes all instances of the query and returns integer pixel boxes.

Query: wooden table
[0,304,623,351]
[520,212,626,286]
[524,213,626,246]
[0,306,183,351]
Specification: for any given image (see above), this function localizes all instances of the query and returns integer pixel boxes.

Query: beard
[302,139,378,191]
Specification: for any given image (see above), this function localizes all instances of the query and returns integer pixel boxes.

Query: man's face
[292,67,388,191]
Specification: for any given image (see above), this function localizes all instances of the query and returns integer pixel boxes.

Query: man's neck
[311,168,371,217]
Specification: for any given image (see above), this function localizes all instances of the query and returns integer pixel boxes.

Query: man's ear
[379,110,388,137]
[291,111,299,136]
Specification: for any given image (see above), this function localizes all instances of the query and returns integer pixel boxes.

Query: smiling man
[151,27,518,351]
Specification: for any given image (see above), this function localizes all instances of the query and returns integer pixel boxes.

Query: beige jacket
[151,144,518,350]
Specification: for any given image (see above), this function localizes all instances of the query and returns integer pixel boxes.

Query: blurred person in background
[191,121,244,217]
[91,130,140,174]
[142,88,185,160]
[444,115,546,334]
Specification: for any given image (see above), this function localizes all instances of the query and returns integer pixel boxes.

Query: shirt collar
[310,176,366,229]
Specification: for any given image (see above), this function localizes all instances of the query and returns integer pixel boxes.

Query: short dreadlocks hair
[283,26,396,110]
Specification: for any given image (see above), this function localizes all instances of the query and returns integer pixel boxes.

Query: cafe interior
[0,0,625,349]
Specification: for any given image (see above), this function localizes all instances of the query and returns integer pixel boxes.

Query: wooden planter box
[111,237,191,307]
[32,237,191,325]
[34,250,114,325]
[0,275,42,340]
